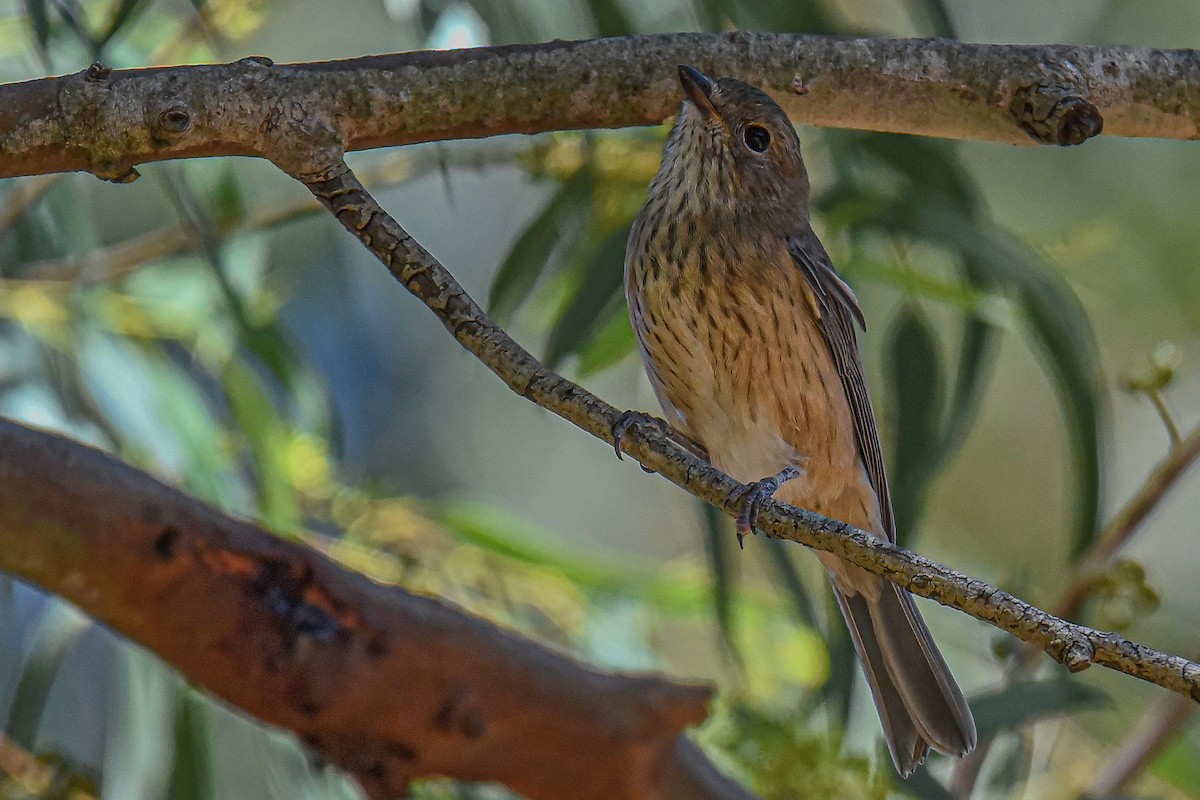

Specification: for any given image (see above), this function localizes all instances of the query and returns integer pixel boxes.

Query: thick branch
[3,33,1200,180]
[0,418,753,800]
[301,159,1200,705]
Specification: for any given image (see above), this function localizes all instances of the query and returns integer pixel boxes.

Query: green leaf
[575,305,636,376]
[699,500,741,667]
[723,0,834,33]
[939,291,998,467]
[886,303,945,544]
[544,224,630,368]
[1152,733,1200,794]
[96,0,154,51]
[818,584,857,729]
[926,214,1104,556]
[165,689,213,800]
[897,766,956,800]
[6,602,87,748]
[583,0,634,37]
[489,170,593,324]
[25,0,52,52]
[689,0,726,29]
[220,356,301,533]
[760,538,816,628]
[969,678,1108,741]
[470,0,538,43]
[901,0,956,38]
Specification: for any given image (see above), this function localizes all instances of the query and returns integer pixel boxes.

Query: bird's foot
[611,411,669,470]
[612,411,708,470]
[735,466,802,548]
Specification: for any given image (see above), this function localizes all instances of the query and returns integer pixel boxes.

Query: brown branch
[0,418,753,800]
[950,421,1200,797]
[14,150,493,282]
[296,156,1200,705]
[1088,684,1198,796]
[3,33,1200,180]
[1054,421,1200,620]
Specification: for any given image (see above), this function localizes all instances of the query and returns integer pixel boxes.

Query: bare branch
[2,33,1200,180]
[0,418,753,800]
[299,157,1200,704]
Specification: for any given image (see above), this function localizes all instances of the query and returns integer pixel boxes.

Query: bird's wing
[789,228,896,542]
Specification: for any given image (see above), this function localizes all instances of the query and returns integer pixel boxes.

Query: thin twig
[299,158,1200,703]
[18,150,503,282]
[951,420,1200,796]
[1088,685,1198,797]
[1054,421,1200,621]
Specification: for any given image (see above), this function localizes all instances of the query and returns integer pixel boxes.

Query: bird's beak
[677,65,720,122]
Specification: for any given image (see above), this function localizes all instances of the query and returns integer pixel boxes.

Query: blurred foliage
[1,1,1197,799]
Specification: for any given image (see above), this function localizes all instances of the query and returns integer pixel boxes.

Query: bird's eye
[743,124,771,153]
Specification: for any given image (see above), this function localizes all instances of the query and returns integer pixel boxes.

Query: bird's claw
[612,410,668,468]
[735,466,802,548]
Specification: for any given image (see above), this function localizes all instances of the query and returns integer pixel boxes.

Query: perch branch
[3,33,1200,180]
[0,418,752,800]
[299,157,1200,705]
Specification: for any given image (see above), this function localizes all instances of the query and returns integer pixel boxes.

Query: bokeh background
[2,1,1200,798]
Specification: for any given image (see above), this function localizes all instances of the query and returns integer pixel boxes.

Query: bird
[617,64,976,776]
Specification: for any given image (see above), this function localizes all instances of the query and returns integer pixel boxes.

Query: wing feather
[789,229,897,542]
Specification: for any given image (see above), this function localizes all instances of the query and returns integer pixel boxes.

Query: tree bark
[0,419,752,800]
[2,33,1199,180]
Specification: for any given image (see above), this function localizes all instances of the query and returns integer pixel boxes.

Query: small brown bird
[621,65,976,775]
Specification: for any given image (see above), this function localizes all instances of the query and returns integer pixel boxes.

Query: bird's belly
[632,280,861,505]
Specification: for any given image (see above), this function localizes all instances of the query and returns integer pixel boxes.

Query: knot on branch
[1046,635,1095,672]
[1009,83,1104,145]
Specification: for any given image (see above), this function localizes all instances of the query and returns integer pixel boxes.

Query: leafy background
[1,0,1200,798]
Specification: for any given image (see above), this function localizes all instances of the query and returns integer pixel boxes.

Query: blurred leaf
[6,602,87,748]
[575,304,636,376]
[689,0,725,29]
[761,537,816,628]
[24,0,52,53]
[96,0,155,51]
[897,766,955,800]
[940,297,997,466]
[165,689,213,800]
[985,734,1033,795]
[926,214,1104,556]
[489,169,593,324]
[583,0,633,36]
[220,356,301,533]
[700,500,741,666]
[901,0,956,38]
[136,342,239,503]
[721,0,834,33]
[712,704,890,800]
[970,678,1108,741]
[438,500,785,617]
[470,0,537,43]
[821,154,1103,555]
[886,303,945,543]
[818,584,857,729]
[544,223,630,368]
[209,167,245,226]
[1152,733,1200,794]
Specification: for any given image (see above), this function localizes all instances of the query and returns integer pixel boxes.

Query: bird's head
[654,65,810,225]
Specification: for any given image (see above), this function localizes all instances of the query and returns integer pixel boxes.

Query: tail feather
[833,579,976,776]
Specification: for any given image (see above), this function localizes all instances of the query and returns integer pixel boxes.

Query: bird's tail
[832,576,977,776]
